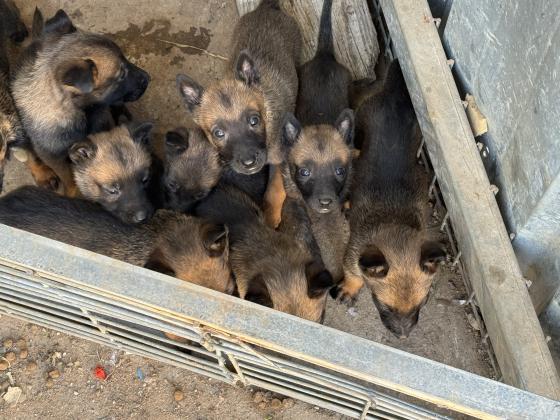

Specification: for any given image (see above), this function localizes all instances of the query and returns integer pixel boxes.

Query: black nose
[241,156,257,168]
[133,210,147,223]
[319,198,332,206]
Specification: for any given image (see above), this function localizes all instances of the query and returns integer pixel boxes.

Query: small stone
[3,339,13,348]
[16,339,26,349]
[30,325,39,333]
[45,378,54,388]
[271,398,282,409]
[173,389,184,402]
[73,391,79,396]
[25,361,37,372]
[0,360,9,371]
[253,391,265,403]
[19,350,28,360]
[48,369,60,379]
[5,352,16,362]
[282,398,295,408]
[258,402,267,410]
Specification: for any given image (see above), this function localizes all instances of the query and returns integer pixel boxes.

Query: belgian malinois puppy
[334,61,446,338]
[11,9,150,196]
[195,184,334,322]
[0,0,27,193]
[0,186,234,294]
[280,0,354,284]
[69,122,162,224]
[176,0,301,226]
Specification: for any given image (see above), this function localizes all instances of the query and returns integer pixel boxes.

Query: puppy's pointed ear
[244,274,273,308]
[359,246,388,278]
[129,122,153,147]
[165,130,189,155]
[281,113,301,149]
[31,7,44,38]
[58,59,97,94]
[235,50,260,86]
[44,9,76,35]
[305,261,335,299]
[335,108,355,146]
[69,139,97,164]
[144,249,176,277]
[420,242,446,274]
[201,223,228,257]
[176,74,204,112]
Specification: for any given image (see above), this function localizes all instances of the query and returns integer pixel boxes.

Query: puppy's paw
[330,284,359,307]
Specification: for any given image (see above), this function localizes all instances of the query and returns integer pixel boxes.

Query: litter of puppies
[0,0,446,337]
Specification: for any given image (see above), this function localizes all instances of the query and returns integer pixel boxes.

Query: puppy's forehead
[291,125,350,166]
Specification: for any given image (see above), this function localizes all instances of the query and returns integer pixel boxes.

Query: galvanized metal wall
[443,0,560,312]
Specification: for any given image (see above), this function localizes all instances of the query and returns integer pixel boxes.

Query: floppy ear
[335,108,355,146]
[69,139,97,164]
[281,113,301,149]
[165,130,188,155]
[359,246,389,278]
[305,261,335,299]
[244,274,273,308]
[176,74,204,112]
[129,122,153,147]
[235,50,260,86]
[144,249,176,277]
[44,9,76,35]
[59,59,97,94]
[201,223,228,257]
[420,242,447,274]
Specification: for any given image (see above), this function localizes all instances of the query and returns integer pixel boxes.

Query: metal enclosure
[0,0,559,417]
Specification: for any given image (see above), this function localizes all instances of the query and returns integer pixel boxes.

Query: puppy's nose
[319,198,333,206]
[133,210,147,223]
[241,155,257,168]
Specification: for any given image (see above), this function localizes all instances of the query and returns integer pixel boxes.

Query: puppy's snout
[241,155,257,168]
[319,197,332,206]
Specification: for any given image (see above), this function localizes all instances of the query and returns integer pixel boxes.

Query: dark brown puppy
[280,0,354,284]
[0,186,234,294]
[334,61,446,338]
[195,185,334,322]
[176,0,301,226]
[0,0,27,193]
[11,9,150,196]
[69,122,163,224]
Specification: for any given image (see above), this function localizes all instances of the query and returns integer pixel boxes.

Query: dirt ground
[0,0,494,418]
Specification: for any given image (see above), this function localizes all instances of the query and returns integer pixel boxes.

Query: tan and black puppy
[279,0,354,284]
[11,9,150,196]
[195,185,334,322]
[0,0,27,192]
[334,61,446,338]
[0,186,234,295]
[176,0,301,226]
[163,127,222,213]
[69,123,163,224]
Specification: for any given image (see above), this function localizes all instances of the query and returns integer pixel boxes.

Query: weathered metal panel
[379,0,560,399]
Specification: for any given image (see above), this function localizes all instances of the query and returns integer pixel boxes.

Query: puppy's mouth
[317,206,333,214]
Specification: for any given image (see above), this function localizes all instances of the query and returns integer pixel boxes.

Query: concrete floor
[0,0,494,417]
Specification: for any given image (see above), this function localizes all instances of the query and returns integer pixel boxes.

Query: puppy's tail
[316,0,334,58]
[31,7,44,39]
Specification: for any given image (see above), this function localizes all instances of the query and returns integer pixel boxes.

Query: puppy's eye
[335,167,346,176]
[299,168,311,177]
[249,115,260,127]
[167,181,179,193]
[213,128,225,139]
[117,67,127,82]
[142,173,150,185]
[194,190,207,200]
[104,184,120,195]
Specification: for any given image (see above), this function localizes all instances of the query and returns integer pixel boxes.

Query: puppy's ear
[69,139,97,164]
[335,108,355,146]
[144,249,176,277]
[176,74,204,112]
[58,59,97,94]
[420,242,447,274]
[305,261,335,299]
[129,122,153,147]
[281,113,301,149]
[359,246,388,278]
[244,274,273,308]
[31,7,44,38]
[44,9,76,35]
[201,223,228,257]
[165,130,188,155]
[235,50,260,86]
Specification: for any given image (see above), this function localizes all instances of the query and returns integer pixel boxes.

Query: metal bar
[379,0,560,399]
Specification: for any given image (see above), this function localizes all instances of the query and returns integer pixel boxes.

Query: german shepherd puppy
[280,0,354,283]
[195,185,334,322]
[176,0,301,226]
[0,186,234,294]
[334,61,446,338]
[0,0,27,193]
[11,9,150,196]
